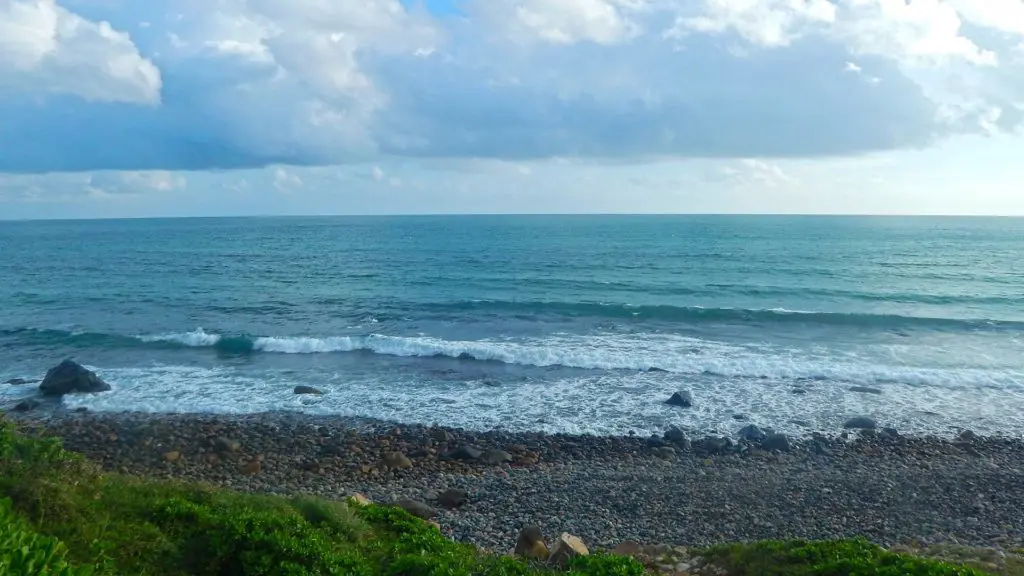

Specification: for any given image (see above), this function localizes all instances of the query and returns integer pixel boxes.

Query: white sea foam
[132,330,1024,389]
[61,362,1024,439]
[141,329,222,347]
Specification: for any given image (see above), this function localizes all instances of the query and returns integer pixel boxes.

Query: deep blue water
[1,215,1022,436]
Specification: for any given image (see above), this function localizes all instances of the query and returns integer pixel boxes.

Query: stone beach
[7,408,1024,556]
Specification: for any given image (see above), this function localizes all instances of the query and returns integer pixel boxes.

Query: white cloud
[0,0,161,103]
[672,0,996,66]
[670,0,836,48]
[845,61,862,72]
[119,171,187,192]
[947,0,1024,38]
[484,0,649,45]
[272,167,302,192]
[738,158,796,187]
[838,0,996,67]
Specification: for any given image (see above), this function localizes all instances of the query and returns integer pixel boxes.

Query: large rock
[849,386,883,395]
[664,390,693,408]
[6,378,31,386]
[663,426,687,443]
[481,449,513,465]
[436,489,469,509]
[548,533,589,567]
[445,445,483,461]
[697,436,731,455]
[738,424,767,442]
[39,360,110,396]
[761,433,791,452]
[429,427,455,443]
[514,526,549,560]
[843,416,877,430]
[13,398,41,412]
[397,499,435,519]
[293,385,323,395]
[382,451,413,469]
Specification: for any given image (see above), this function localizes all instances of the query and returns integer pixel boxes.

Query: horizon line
[3,212,1024,223]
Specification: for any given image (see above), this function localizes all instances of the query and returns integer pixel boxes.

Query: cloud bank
[1,0,1023,173]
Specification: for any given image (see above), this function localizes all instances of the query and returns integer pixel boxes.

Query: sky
[1,0,1023,219]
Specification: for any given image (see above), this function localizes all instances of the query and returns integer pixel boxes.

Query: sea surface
[1,215,1023,437]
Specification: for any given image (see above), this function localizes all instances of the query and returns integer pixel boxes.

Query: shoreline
[6,408,1024,553]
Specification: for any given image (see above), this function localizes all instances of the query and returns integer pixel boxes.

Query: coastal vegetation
[0,415,1007,575]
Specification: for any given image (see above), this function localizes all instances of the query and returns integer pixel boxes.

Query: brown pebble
[239,458,262,475]
[163,450,181,463]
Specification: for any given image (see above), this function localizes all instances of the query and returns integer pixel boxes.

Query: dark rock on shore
[849,386,883,395]
[738,425,767,442]
[7,378,31,386]
[397,498,435,519]
[663,426,687,443]
[514,526,549,560]
[481,449,512,465]
[664,390,692,408]
[958,430,979,442]
[437,489,469,509]
[39,360,110,396]
[696,436,731,455]
[843,416,878,430]
[293,386,323,395]
[647,367,670,373]
[762,433,791,452]
[13,399,41,412]
[446,445,483,461]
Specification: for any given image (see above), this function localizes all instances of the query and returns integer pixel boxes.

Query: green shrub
[155,496,375,576]
[289,495,369,542]
[704,538,989,576]
[0,498,93,576]
[567,554,647,576]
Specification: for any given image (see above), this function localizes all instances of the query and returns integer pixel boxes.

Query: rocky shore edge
[5,360,1024,567]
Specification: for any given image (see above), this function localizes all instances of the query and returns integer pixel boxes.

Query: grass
[702,539,992,576]
[0,415,1005,575]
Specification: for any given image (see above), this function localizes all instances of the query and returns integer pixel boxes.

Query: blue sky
[1,0,1023,218]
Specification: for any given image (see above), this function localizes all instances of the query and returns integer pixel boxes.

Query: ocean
[1,215,1022,437]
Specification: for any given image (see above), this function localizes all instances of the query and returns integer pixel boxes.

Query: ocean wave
[414,300,1024,330]
[4,327,1022,389]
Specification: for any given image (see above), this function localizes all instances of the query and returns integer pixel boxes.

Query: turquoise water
[1,215,1022,436]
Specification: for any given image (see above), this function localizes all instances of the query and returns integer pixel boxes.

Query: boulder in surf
[664,390,693,408]
[39,360,110,396]
[843,416,877,430]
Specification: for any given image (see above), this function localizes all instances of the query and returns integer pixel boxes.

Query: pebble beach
[9,408,1024,555]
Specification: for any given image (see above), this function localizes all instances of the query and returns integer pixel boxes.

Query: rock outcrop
[39,360,110,396]
[548,533,589,567]
[664,390,693,408]
[513,525,549,560]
